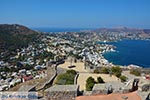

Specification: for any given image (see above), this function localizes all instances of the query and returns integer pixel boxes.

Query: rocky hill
[0,24,36,34]
[0,24,40,51]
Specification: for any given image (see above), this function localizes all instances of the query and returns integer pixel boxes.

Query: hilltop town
[0,24,150,100]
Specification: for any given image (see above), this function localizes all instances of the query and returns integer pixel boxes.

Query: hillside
[0,24,40,51]
[0,24,37,34]
[91,27,150,34]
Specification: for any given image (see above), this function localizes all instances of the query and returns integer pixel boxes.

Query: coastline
[100,39,150,68]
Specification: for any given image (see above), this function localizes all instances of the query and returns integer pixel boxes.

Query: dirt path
[58,61,88,72]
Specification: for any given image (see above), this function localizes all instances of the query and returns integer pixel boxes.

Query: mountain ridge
[90,27,150,34]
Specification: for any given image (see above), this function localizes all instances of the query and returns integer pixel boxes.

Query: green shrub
[120,75,127,82]
[100,67,109,74]
[97,76,105,83]
[86,77,95,84]
[55,70,77,85]
[86,77,96,91]
[130,69,141,76]
[111,66,122,77]
[115,72,121,78]
[86,82,95,91]
[94,69,100,74]
[111,66,122,74]
[66,70,77,75]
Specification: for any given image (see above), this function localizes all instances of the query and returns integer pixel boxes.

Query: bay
[103,40,150,68]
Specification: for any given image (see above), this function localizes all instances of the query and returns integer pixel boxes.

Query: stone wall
[74,73,79,85]
[45,91,77,100]
[37,65,57,90]
[92,90,107,95]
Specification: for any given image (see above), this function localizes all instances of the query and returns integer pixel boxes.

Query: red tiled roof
[23,76,33,81]
[76,91,141,100]
[145,75,150,80]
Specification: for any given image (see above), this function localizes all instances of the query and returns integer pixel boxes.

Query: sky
[0,0,150,28]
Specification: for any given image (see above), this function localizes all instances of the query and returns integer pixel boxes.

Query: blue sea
[31,27,92,32]
[103,40,150,68]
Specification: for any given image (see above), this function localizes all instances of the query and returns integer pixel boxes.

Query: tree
[120,75,127,82]
[86,77,96,91]
[115,72,122,78]
[86,82,95,91]
[97,76,105,83]
[25,64,33,70]
[100,67,109,74]
[111,66,122,77]
[111,66,122,74]
[130,69,141,76]
[66,70,77,75]
[86,77,95,84]
[94,69,100,74]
